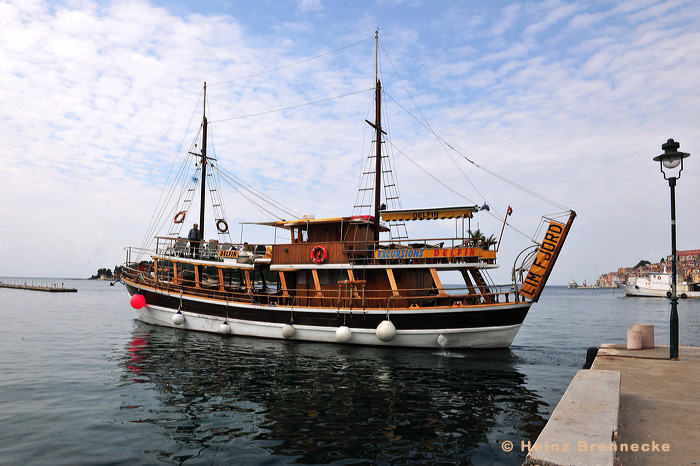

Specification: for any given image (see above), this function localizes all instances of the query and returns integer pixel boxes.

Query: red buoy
[130,294,146,309]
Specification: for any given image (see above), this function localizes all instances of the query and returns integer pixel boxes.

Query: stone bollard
[627,329,643,350]
[631,324,655,349]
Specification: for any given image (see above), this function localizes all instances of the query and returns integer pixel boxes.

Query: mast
[373,31,382,242]
[199,82,208,241]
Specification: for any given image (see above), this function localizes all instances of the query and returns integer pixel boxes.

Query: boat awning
[244,216,379,229]
[380,206,478,221]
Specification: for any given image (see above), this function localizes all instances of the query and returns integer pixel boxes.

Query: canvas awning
[380,206,478,222]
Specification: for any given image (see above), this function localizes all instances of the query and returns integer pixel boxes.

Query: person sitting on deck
[188,223,200,258]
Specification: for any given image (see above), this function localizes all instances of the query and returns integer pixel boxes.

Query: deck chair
[174,238,188,257]
[204,240,219,259]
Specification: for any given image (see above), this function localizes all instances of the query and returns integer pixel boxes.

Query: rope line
[137,93,203,255]
[210,36,373,87]
[383,92,570,213]
[215,164,302,220]
[209,88,373,124]
[387,140,533,241]
[379,40,493,212]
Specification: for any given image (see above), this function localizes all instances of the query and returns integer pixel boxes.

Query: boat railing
[151,237,272,264]
[138,236,496,267]
[121,262,522,308]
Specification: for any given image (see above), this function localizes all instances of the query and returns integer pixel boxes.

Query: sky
[1,0,699,286]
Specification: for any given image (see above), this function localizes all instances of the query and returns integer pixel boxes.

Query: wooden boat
[120,34,575,348]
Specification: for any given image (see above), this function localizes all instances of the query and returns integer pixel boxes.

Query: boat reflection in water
[121,322,548,464]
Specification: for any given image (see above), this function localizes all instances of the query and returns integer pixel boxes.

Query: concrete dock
[525,344,700,465]
[592,344,699,465]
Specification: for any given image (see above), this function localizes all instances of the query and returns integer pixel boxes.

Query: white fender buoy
[437,334,448,348]
[282,324,295,339]
[376,320,396,342]
[172,311,185,326]
[219,321,231,334]
[336,325,352,343]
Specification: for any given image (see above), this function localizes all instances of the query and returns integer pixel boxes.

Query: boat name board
[217,250,239,258]
[520,220,567,300]
[381,207,475,221]
[375,247,482,260]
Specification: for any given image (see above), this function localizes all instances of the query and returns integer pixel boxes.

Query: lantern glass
[663,157,681,169]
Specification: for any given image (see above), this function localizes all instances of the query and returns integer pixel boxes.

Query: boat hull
[124,283,530,349]
[617,283,700,299]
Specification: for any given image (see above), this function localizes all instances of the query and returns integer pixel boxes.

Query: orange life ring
[216,219,229,233]
[311,245,328,264]
[174,211,186,223]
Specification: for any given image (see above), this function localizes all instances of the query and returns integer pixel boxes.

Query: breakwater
[0,280,77,292]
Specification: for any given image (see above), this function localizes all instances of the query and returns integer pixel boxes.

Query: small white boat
[578,280,598,290]
[567,279,578,289]
[617,271,700,299]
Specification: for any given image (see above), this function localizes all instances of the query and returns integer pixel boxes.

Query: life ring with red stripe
[311,245,328,264]
[174,211,186,224]
[216,219,229,233]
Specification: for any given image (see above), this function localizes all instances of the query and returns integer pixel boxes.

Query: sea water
[1,280,699,465]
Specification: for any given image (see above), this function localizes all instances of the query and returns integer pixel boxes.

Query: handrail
[122,264,521,309]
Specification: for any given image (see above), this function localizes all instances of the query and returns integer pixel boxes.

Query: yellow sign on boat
[375,247,483,260]
[380,206,476,222]
[520,220,567,301]
[218,250,239,258]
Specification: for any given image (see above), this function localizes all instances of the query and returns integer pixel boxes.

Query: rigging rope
[214,164,302,219]
[137,107,203,259]
[387,139,533,241]
[216,171,288,222]
[209,88,373,124]
[382,91,570,213]
[133,34,572,261]
[378,37,571,220]
[209,36,373,88]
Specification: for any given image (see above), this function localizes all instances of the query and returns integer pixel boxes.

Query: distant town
[596,249,700,287]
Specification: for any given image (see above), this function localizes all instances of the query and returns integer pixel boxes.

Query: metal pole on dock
[669,178,679,359]
[653,138,690,360]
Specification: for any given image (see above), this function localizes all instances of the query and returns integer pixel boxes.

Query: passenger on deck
[188,223,200,258]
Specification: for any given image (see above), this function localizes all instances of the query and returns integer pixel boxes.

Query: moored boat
[617,271,700,299]
[577,279,598,289]
[120,33,576,348]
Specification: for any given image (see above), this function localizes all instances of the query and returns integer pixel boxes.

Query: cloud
[0,0,699,286]
[296,0,322,14]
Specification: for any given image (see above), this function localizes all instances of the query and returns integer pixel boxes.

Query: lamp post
[653,138,690,360]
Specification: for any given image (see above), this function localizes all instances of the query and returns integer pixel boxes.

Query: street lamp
[653,138,690,360]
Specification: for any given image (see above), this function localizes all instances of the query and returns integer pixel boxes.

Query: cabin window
[293,227,308,243]
[318,270,330,285]
[320,269,348,285]
[297,271,306,285]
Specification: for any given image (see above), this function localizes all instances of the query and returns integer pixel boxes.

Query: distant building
[602,249,700,286]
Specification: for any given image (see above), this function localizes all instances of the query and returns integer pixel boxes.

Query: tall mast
[199,82,208,241]
[373,31,382,242]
